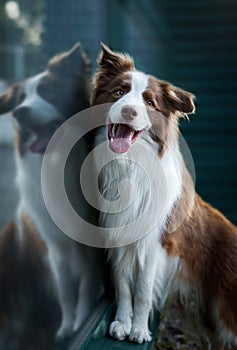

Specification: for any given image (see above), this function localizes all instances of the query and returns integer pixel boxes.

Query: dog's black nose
[13,106,31,125]
[121,105,138,121]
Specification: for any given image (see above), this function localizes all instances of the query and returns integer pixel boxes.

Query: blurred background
[0,1,236,349]
[0,0,236,230]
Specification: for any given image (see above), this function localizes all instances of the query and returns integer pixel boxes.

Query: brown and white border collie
[92,44,237,349]
[0,44,102,339]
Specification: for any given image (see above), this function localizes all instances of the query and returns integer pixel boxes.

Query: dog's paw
[129,324,152,344]
[109,320,131,341]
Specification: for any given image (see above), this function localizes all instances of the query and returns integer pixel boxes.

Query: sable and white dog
[92,44,237,349]
[0,44,102,339]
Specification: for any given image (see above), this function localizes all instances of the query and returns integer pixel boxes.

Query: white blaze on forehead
[24,72,45,96]
[130,71,149,99]
[108,71,151,131]
[21,72,62,123]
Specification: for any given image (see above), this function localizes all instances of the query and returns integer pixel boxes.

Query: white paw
[129,324,152,344]
[56,323,73,341]
[109,320,131,341]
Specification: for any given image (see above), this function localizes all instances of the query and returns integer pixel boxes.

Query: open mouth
[29,134,51,154]
[28,120,62,154]
[108,123,143,154]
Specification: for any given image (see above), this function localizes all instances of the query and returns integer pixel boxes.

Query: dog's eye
[113,89,124,97]
[146,100,155,107]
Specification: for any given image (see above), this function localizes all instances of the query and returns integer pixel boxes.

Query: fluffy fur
[0,44,103,340]
[0,214,59,350]
[92,44,237,349]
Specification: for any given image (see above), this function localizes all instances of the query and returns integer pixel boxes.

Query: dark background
[0,0,236,225]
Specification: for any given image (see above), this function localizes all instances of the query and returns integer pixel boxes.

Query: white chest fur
[16,151,45,232]
[15,150,70,246]
[97,131,183,245]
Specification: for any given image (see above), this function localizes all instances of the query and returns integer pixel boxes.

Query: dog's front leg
[109,272,133,341]
[129,253,158,344]
[50,252,77,340]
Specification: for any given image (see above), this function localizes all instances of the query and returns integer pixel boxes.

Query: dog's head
[0,43,90,154]
[92,44,195,156]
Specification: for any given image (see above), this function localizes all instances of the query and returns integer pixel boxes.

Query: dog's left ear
[0,84,22,115]
[165,84,195,115]
[98,43,135,76]
[48,42,90,76]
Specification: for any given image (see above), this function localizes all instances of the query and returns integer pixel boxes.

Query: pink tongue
[110,124,132,154]
[29,136,49,153]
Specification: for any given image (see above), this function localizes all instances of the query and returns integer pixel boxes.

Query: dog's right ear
[92,44,135,101]
[0,84,22,115]
[98,43,135,77]
[48,42,90,77]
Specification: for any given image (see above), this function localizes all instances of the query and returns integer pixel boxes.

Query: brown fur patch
[48,43,90,77]
[147,77,195,156]
[92,71,133,107]
[0,221,20,327]
[38,43,90,117]
[0,83,25,115]
[147,77,195,117]
[162,182,237,344]
[0,215,60,349]
[92,44,135,105]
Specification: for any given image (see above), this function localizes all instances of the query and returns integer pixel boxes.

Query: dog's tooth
[111,138,114,143]
[112,125,116,137]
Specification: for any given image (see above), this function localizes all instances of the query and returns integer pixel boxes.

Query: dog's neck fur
[15,150,48,238]
[96,122,183,294]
